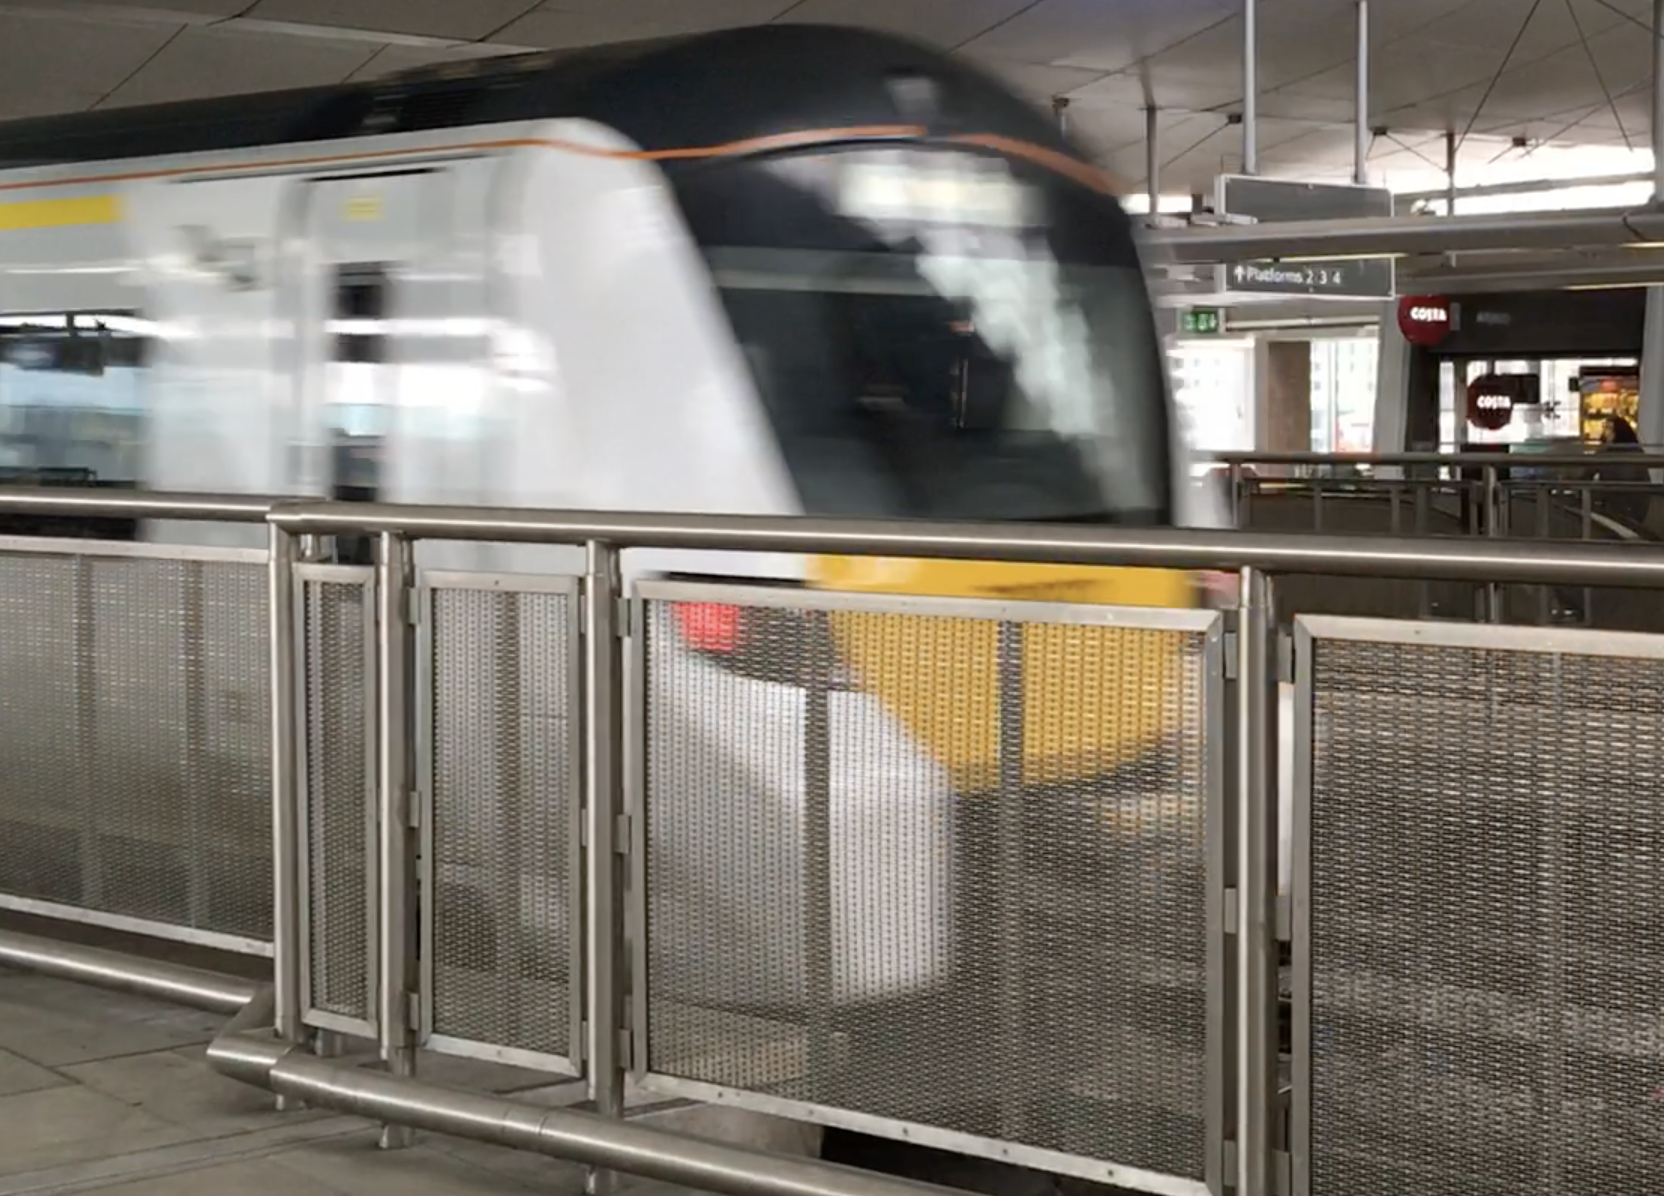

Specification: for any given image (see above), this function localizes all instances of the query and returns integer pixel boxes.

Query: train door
[288,167,482,563]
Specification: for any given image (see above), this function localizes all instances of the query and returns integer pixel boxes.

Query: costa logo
[1398,294,1452,346]
[1466,373,1524,431]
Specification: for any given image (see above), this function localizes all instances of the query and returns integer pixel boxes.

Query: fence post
[268,521,305,1111]
[1236,567,1280,1196]
[376,531,419,1149]
[583,540,626,1196]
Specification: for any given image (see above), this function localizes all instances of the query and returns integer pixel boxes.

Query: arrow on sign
[1233,265,1247,282]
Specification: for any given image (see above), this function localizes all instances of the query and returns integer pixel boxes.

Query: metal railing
[0,488,1660,1196]
[1207,451,1664,627]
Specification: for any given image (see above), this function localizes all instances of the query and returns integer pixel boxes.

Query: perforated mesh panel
[1305,631,1664,1196]
[303,575,374,1024]
[428,585,577,1062]
[0,552,270,945]
[642,597,1214,1183]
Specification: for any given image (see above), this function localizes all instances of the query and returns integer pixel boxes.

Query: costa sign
[1466,373,1520,431]
[1398,295,1451,346]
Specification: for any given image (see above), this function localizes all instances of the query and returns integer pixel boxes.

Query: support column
[1242,0,1259,174]
[1353,0,1370,184]
[1639,0,1664,452]
[1256,339,1312,459]
[1146,104,1160,211]
[1372,302,1413,459]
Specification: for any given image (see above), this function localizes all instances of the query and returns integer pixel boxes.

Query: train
[0,23,1221,1188]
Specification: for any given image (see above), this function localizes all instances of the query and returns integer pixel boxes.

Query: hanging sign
[1466,373,1539,431]
[1398,295,1451,346]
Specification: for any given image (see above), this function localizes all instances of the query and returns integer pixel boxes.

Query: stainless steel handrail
[0,487,281,521]
[268,501,1664,588]
[1208,450,1664,468]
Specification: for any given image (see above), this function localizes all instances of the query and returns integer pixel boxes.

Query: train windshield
[678,144,1172,524]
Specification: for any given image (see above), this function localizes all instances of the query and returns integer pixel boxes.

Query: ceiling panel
[349,40,523,81]
[55,0,252,15]
[529,0,791,26]
[245,0,545,41]
[1414,0,1621,55]
[0,9,178,116]
[101,24,378,107]
[493,0,787,45]
[966,55,1109,105]
[773,0,1033,48]
[960,0,1240,73]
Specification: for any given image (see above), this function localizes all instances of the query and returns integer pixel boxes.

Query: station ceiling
[0,0,1657,193]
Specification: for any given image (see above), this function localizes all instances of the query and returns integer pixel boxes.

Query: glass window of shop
[1168,339,1253,464]
[1439,357,1637,447]
[1309,336,1378,452]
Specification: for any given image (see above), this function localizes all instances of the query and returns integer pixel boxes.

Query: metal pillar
[1146,105,1161,211]
[375,531,417,1150]
[1640,0,1664,452]
[1052,96,1070,136]
[1236,568,1278,1196]
[1242,0,1259,173]
[583,540,626,1195]
[268,524,304,1112]
[1353,0,1370,185]
[1445,131,1458,214]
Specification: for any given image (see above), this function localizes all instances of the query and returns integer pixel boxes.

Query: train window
[326,264,391,564]
[677,145,1172,525]
[0,312,148,488]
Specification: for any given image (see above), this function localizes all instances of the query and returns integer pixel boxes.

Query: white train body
[0,28,1207,1014]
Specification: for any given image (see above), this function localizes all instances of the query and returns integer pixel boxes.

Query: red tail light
[673,603,743,653]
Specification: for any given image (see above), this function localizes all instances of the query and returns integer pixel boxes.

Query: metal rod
[1145,104,1160,210]
[1052,96,1070,136]
[1242,0,1258,174]
[268,524,305,1100]
[994,621,1027,1141]
[1236,568,1278,1196]
[1446,130,1458,213]
[583,540,626,1195]
[214,1016,965,1196]
[1213,449,1664,466]
[0,488,276,521]
[0,928,257,1012]
[0,934,968,1196]
[375,531,417,1150]
[1482,465,1503,623]
[1654,0,1664,201]
[804,611,835,1107]
[1353,0,1370,184]
[1143,204,1664,263]
[266,503,1664,590]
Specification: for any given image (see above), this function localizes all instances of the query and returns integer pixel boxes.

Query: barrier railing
[1206,451,1664,628]
[0,488,1662,1196]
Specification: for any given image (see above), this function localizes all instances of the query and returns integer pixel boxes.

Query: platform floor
[0,958,709,1196]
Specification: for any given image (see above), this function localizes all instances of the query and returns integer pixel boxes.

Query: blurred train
[0,23,1219,1182]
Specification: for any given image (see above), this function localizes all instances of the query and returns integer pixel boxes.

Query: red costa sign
[1398,295,1451,346]
[1466,373,1519,431]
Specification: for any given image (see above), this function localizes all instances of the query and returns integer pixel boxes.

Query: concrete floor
[0,961,700,1196]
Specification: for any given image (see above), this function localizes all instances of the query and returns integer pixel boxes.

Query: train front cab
[655,133,1212,1180]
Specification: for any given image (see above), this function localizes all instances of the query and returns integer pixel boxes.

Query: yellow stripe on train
[808,556,1198,793]
[0,195,122,232]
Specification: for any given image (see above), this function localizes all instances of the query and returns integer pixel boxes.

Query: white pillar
[1372,301,1413,462]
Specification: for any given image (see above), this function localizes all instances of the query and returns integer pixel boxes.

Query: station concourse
[0,4,1663,1196]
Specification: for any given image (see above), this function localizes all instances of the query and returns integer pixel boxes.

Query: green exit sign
[1181,308,1223,336]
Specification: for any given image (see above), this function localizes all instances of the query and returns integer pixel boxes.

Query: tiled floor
[0,961,719,1196]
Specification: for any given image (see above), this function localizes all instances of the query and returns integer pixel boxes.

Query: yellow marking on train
[0,194,121,232]
[344,194,383,221]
